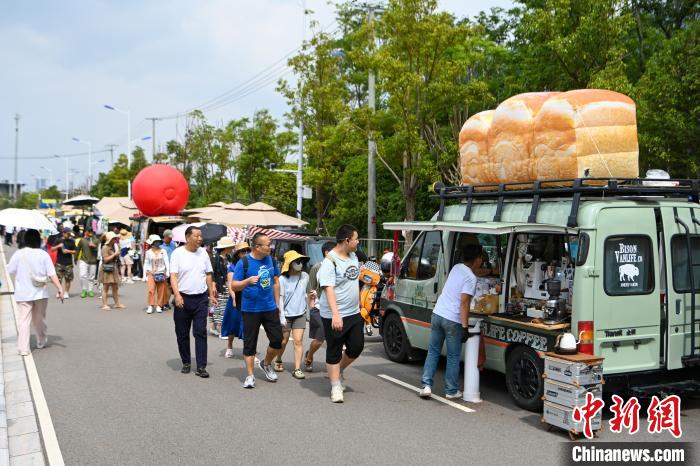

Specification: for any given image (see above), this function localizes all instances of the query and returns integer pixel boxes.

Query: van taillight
[578,321,594,355]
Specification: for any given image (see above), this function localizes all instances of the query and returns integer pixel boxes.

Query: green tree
[635,20,699,176]
[16,192,39,209]
[40,185,62,200]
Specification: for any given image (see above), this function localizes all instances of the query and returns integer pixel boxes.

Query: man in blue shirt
[231,233,282,389]
[161,229,177,259]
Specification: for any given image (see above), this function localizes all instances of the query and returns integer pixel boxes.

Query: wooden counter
[487,314,571,331]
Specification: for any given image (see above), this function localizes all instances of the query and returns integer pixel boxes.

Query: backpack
[234,255,250,310]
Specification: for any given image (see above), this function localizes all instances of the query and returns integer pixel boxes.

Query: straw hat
[119,228,130,237]
[214,237,236,250]
[146,234,162,245]
[233,241,250,254]
[281,250,309,273]
[104,231,118,243]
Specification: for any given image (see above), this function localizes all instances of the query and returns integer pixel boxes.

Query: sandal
[292,368,306,379]
[100,305,111,311]
[304,351,313,372]
[274,361,284,372]
[114,304,126,309]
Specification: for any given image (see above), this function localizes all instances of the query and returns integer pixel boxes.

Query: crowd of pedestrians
[3,220,369,403]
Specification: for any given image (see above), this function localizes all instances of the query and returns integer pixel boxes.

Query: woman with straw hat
[221,241,250,358]
[211,237,236,337]
[99,231,125,310]
[275,250,312,379]
[144,234,170,314]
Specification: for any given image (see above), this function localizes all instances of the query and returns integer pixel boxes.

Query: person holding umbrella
[6,229,64,356]
[144,234,170,314]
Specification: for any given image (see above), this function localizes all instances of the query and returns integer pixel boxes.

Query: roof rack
[433,178,700,227]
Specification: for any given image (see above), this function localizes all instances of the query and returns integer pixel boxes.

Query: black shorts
[242,310,283,356]
[322,313,364,364]
[308,308,325,342]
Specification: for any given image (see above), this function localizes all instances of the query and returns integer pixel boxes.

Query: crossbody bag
[21,250,50,288]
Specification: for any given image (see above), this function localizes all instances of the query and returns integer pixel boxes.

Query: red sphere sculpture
[132,165,189,216]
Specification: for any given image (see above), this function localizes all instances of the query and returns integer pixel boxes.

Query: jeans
[421,313,463,395]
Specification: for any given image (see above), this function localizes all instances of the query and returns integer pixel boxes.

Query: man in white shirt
[419,244,482,399]
[169,226,217,378]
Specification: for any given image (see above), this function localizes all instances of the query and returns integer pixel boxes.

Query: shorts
[56,263,74,282]
[308,308,325,342]
[242,310,283,356]
[122,254,134,266]
[283,314,306,331]
[322,312,364,365]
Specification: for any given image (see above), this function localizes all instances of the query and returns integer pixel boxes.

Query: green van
[380,178,699,411]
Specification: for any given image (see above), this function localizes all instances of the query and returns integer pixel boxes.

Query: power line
[157,21,340,119]
[0,149,111,160]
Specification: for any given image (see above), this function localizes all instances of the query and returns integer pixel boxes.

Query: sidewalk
[0,243,62,466]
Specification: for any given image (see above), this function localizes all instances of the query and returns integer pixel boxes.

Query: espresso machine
[543,280,567,324]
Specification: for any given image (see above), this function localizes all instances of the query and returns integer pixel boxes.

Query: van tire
[506,346,544,412]
[382,313,411,363]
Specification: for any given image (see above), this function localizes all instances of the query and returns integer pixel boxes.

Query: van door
[394,230,443,348]
[594,208,661,373]
[660,206,700,369]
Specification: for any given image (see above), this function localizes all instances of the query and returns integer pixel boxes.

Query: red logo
[647,395,682,438]
[572,392,605,439]
[609,395,641,434]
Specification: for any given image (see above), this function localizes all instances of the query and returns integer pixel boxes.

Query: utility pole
[105,144,118,169]
[367,6,377,257]
[146,117,160,161]
[13,114,20,202]
[296,0,306,220]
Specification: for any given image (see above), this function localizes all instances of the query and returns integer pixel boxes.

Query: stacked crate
[542,352,604,439]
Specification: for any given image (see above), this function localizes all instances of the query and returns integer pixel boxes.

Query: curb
[0,242,64,466]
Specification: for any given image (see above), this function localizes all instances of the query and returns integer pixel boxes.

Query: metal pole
[88,141,92,191]
[147,117,158,161]
[296,0,306,220]
[13,114,20,201]
[297,122,304,219]
[105,144,118,169]
[127,110,132,198]
[367,8,377,257]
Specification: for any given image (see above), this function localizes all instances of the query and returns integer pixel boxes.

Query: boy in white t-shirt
[419,244,482,399]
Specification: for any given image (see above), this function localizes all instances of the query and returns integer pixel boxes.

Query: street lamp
[72,137,92,190]
[40,166,53,187]
[104,104,131,196]
[130,135,151,145]
[54,154,69,200]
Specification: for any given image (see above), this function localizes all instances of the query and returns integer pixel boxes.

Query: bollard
[463,318,482,403]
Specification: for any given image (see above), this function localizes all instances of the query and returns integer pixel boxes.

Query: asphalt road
[3,246,698,465]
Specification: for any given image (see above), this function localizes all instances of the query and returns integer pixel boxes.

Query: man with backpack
[231,233,282,389]
[318,224,363,403]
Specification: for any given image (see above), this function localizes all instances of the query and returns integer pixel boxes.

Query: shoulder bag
[21,250,50,288]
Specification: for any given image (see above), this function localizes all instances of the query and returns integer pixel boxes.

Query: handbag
[21,250,50,288]
[153,273,166,283]
[102,262,115,273]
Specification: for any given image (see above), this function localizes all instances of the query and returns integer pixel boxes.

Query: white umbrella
[0,208,58,234]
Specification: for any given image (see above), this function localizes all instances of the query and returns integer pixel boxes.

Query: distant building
[35,178,48,192]
[0,180,24,197]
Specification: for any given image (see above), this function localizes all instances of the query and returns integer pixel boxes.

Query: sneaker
[56,292,60,298]
[208,329,219,336]
[419,386,432,398]
[81,290,87,298]
[88,291,94,297]
[304,351,313,372]
[181,364,191,374]
[37,339,47,349]
[225,349,234,358]
[340,375,346,392]
[218,334,228,340]
[445,390,463,400]
[64,293,69,299]
[156,306,163,313]
[162,304,170,311]
[274,361,284,372]
[330,385,344,403]
[257,360,278,382]
[292,368,306,379]
[195,367,209,378]
[146,306,154,314]
[126,279,134,284]
[243,375,255,389]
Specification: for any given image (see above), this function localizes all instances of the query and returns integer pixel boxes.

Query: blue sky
[1,0,513,192]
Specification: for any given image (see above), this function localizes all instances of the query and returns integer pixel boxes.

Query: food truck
[380,178,700,411]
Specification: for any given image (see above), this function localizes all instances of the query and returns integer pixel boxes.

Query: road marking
[1,243,65,466]
[377,374,475,413]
